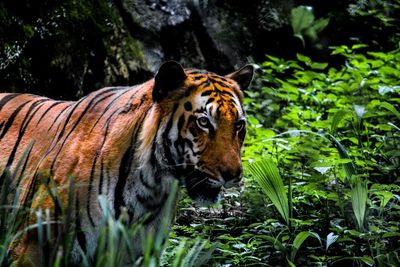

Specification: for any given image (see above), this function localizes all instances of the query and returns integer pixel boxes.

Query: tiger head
[152,61,254,204]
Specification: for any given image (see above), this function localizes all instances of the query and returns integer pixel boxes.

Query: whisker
[188,177,208,191]
[159,162,196,168]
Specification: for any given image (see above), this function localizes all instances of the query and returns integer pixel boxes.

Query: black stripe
[211,79,230,88]
[36,101,64,126]
[97,100,139,197]
[87,105,127,222]
[7,99,50,176]
[192,75,206,81]
[98,160,105,195]
[16,142,34,184]
[0,100,31,141]
[0,99,48,183]
[89,89,132,133]
[113,107,151,218]
[114,143,134,219]
[58,88,117,140]
[216,88,235,98]
[75,194,87,253]
[49,88,118,175]
[139,170,155,189]
[136,193,166,210]
[177,114,185,132]
[201,90,213,96]
[206,98,215,105]
[86,156,98,227]
[0,93,21,112]
[161,104,179,166]
[211,75,228,82]
[47,104,73,131]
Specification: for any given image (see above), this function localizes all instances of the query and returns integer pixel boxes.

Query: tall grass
[0,161,212,267]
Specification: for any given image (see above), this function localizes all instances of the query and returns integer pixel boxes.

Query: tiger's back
[0,85,155,264]
[0,86,151,205]
[0,61,253,266]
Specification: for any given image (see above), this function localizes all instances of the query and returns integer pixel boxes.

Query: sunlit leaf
[249,159,290,226]
[326,232,339,251]
[291,6,315,34]
[351,177,368,232]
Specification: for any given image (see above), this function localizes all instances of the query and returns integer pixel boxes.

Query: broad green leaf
[310,61,329,70]
[291,6,315,34]
[351,177,368,232]
[296,53,312,65]
[290,231,321,261]
[249,159,290,226]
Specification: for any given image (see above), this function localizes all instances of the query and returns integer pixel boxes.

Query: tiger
[0,61,254,266]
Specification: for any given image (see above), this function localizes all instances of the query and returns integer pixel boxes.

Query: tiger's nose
[218,166,243,188]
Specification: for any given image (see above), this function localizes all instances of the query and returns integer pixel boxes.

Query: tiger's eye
[197,117,209,129]
[235,120,246,132]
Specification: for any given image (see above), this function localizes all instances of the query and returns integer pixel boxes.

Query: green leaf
[360,256,375,266]
[381,102,400,120]
[310,62,329,70]
[305,18,330,40]
[351,177,368,232]
[248,159,290,226]
[291,6,315,34]
[331,109,349,132]
[351,44,368,50]
[290,231,321,261]
[326,232,339,251]
[286,258,296,267]
[372,191,394,209]
[296,53,312,65]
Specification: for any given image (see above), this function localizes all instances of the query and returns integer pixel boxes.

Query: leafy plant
[291,5,330,47]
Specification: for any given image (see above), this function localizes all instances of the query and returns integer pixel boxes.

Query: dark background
[0,0,399,99]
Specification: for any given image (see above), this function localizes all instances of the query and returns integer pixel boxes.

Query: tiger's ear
[153,61,187,101]
[225,65,254,91]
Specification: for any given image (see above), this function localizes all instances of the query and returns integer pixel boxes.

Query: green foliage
[0,176,213,266]
[240,45,400,265]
